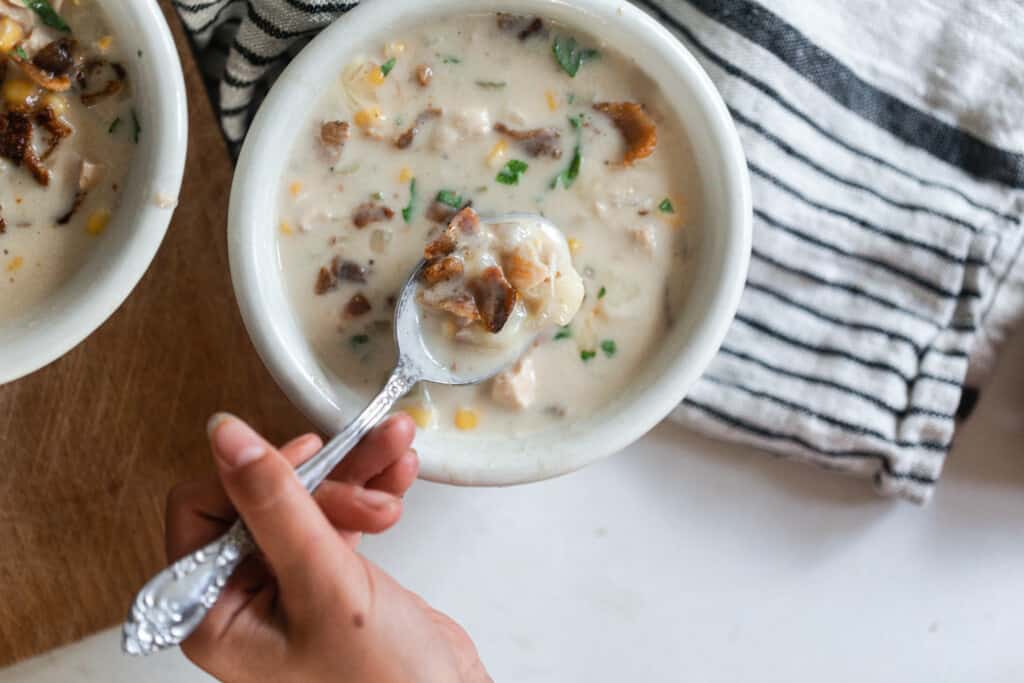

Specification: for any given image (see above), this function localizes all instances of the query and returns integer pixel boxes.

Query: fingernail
[356,487,397,509]
[208,414,267,469]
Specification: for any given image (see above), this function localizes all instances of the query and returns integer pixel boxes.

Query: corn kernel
[398,167,412,182]
[279,220,294,235]
[41,93,68,117]
[404,404,434,429]
[384,42,406,58]
[3,78,37,109]
[454,407,479,431]
[289,181,303,197]
[486,140,508,167]
[96,35,114,51]
[365,66,386,86]
[86,209,110,235]
[354,107,384,129]
[6,256,23,273]
[568,237,581,254]
[0,17,24,53]
[545,90,558,112]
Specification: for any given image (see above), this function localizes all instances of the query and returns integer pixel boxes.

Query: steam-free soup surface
[278,12,702,434]
[0,0,136,322]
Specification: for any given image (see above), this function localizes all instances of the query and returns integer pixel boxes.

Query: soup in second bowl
[277,11,702,435]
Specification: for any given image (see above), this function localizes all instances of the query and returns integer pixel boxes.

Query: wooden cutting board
[0,3,312,666]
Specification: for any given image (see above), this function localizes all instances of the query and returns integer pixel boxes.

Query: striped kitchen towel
[175,0,1024,503]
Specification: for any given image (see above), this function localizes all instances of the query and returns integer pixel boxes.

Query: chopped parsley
[350,334,371,348]
[131,109,141,143]
[496,159,528,185]
[108,117,121,134]
[580,349,596,362]
[402,178,417,222]
[659,198,675,213]
[13,47,28,60]
[25,0,69,32]
[598,286,606,299]
[475,80,507,89]
[552,35,599,77]
[441,54,461,64]
[567,93,576,105]
[551,116,583,189]
[380,57,397,77]
[554,326,572,340]
[435,189,463,208]
[600,339,617,357]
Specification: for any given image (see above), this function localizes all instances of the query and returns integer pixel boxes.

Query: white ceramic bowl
[229,0,751,485]
[0,1,187,384]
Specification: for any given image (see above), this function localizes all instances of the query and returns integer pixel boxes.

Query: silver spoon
[122,214,562,655]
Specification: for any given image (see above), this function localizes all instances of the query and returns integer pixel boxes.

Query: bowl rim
[0,0,188,385]
[229,0,752,485]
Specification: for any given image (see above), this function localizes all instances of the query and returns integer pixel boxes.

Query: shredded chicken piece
[493,122,562,159]
[319,120,350,163]
[491,357,537,410]
[469,266,519,334]
[415,64,432,87]
[394,107,442,149]
[502,248,550,291]
[421,255,463,286]
[420,289,480,322]
[593,102,657,166]
[450,205,480,234]
[352,201,394,228]
[424,229,457,259]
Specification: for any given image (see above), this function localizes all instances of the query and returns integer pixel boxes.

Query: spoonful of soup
[122,207,585,655]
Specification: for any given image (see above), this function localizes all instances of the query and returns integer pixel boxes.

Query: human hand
[166,413,491,682]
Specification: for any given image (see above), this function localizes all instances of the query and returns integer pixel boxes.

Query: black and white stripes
[176,0,1024,502]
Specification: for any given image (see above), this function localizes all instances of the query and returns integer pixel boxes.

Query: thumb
[206,413,363,606]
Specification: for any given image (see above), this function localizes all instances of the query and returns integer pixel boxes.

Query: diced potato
[0,17,24,53]
[491,357,536,411]
[86,210,111,235]
[454,407,479,430]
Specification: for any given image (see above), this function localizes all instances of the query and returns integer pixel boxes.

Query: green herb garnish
[475,80,507,89]
[435,189,463,208]
[568,114,583,129]
[108,117,121,134]
[600,339,617,357]
[402,178,416,222]
[554,326,572,340]
[441,55,461,64]
[13,46,28,60]
[552,35,599,77]
[496,159,528,185]
[659,198,675,213]
[580,350,596,362]
[567,93,576,105]
[131,109,141,143]
[551,116,583,189]
[598,286,606,299]
[350,334,370,348]
[25,0,69,32]
[380,58,397,77]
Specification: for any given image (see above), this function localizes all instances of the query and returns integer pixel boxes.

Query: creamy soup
[278,12,702,434]
[0,0,135,322]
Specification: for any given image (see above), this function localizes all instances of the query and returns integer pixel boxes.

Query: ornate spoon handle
[122,361,420,655]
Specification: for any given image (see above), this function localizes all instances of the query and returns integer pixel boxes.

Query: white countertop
[4,327,1022,682]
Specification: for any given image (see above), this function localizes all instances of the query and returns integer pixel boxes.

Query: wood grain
[0,3,311,666]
